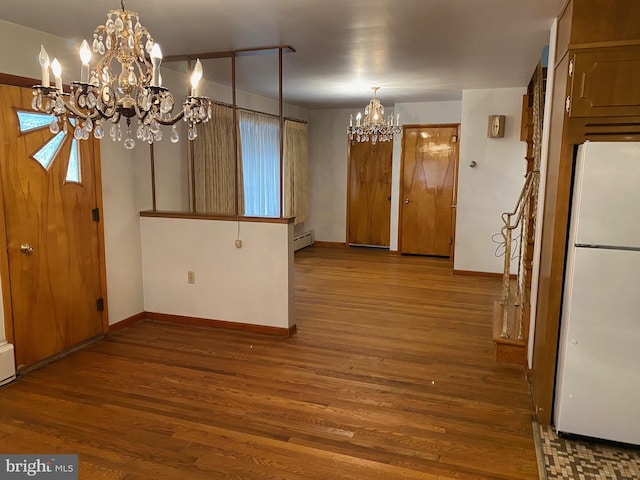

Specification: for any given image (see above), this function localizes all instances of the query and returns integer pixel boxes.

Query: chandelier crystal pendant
[347,87,401,145]
[31,1,212,150]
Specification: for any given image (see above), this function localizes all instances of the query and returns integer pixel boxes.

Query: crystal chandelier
[347,87,401,144]
[32,0,212,150]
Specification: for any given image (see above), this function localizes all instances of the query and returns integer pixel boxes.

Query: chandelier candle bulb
[150,43,162,87]
[349,114,353,127]
[190,59,203,97]
[80,40,91,83]
[51,58,62,92]
[356,112,361,127]
[39,45,50,87]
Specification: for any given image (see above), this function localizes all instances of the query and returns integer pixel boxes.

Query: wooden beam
[164,45,295,63]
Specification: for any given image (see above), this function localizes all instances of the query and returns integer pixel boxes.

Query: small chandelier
[31,0,212,150]
[347,87,401,144]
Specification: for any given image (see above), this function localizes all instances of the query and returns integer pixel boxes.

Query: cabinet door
[569,45,640,118]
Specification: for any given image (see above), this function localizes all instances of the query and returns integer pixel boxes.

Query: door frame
[345,137,352,246]
[0,73,110,346]
[398,123,460,259]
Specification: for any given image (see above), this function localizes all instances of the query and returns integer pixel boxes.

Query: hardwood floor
[0,246,538,479]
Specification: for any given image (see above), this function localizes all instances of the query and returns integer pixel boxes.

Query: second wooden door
[348,140,392,247]
[400,125,459,257]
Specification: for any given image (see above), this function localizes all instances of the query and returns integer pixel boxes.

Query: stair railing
[500,170,539,339]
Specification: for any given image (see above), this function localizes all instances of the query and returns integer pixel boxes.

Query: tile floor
[537,424,639,479]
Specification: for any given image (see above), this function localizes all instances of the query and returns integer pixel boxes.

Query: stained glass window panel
[66,139,81,183]
[33,131,66,170]
[17,111,55,133]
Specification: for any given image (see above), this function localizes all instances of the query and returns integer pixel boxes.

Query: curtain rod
[210,99,307,125]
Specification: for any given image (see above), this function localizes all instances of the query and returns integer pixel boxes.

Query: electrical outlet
[235,239,243,248]
[187,271,195,284]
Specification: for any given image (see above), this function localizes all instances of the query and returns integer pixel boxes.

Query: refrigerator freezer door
[572,142,640,248]
[555,247,640,444]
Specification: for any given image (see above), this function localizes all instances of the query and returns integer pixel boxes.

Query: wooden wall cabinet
[530,0,640,425]
[569,46,640,118]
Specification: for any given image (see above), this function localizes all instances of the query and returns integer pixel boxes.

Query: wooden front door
[347,140,392,247]
[0,84,105,369]
[400,125,459,257]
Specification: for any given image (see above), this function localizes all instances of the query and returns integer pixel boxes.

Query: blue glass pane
[69,118,76,127]
[33,131,66,170]
[66,138,81,183]
[16,111,55,133]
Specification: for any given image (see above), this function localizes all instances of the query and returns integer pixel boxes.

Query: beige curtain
[283,120,309,224]
[193,104,243,214]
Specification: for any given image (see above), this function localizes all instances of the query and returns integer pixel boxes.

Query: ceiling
[0,0,565,109]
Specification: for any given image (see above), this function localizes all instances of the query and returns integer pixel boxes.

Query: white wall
[390,101,463,250]
[0,20,80,83]
[140,217,293,329]
[99,141,146,324]
[455,88,527,274]
[307,109,351,242]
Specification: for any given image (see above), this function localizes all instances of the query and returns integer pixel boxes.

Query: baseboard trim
[453,269,516,280]
[108,312,146,333]
[145,312,297,337]
[313,241,347,248]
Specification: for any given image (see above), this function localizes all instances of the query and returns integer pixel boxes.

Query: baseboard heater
[293,230,314,251]
[0,342,16,386]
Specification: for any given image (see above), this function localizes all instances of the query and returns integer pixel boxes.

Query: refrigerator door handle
[575,243,640,252]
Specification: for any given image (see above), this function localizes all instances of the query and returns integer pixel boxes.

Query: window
[193,106,308,222]
[239,111,280,217]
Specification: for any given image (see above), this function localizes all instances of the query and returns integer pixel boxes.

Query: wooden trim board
[313,241,347,248]
[108,312,147,333]
[109,311,296,337]
[454,269,517,280]
[145,312,297,337]
[140,210,294,224]
[92,135,110,335]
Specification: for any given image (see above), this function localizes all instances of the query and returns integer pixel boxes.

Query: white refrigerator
[555,141,640,445]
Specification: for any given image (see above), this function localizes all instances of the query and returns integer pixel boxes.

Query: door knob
[20,243,34,254]
[404,199,410,204]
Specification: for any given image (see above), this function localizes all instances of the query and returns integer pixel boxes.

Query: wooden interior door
[347,140,392,247]
[0,84,105,369]
[400,125,459,256]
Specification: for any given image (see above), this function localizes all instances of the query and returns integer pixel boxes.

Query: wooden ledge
[140,210,294,224]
